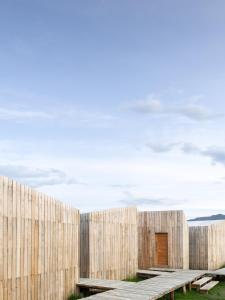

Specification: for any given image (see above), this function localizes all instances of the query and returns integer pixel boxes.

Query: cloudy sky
[1,0,225,218]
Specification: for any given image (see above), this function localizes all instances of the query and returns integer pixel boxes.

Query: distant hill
[189,214,225,221]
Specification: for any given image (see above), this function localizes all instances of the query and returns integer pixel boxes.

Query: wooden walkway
[78,278,135,290]
[208,267,225,276]
[137,269,172,277]
[77,270,206,299]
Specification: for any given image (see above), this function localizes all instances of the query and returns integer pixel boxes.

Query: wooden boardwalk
[208,267,225,276]
[137,269,177,277]
[78,270,206,299]
[78,278,135,290]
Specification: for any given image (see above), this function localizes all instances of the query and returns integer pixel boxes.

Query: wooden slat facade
[189,221,225,270]
[80,207,138,280]
[138,210,189,270]
[0,176,80,300]
[189,225,208,270]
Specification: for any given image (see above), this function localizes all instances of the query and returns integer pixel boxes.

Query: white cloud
[0,105,115,128]
[120,191,185,207]
[1,148,224,215]
[129,96,162,114]
[177,104,219,121]
[109,184,137,189]
[0,107,53,120]
[182,143,200,154]
[0,164,83,188]
[149,141,225,168]
[181,143,225,166]
[203,147,225,166]
[129,95,223,121]
[147,142,180,153]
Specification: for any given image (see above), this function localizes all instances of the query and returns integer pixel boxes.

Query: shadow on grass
[122,275,144,282]
[68,294,83,300]
[174,282,225,300]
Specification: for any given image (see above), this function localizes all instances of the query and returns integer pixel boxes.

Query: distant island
[189,214,225,221]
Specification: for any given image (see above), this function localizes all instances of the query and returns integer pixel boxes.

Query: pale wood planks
[137,269,171,277]
[80,207,138,280]
[208,267,225,276]
[208,221,225,270]
[79,270,206,300]
[189,221,225,270]
[192,277,212,289]
[0,176,80,300]
[189,225,209,270]
[138,211,189,270]
[78,278,135,290]
[199,280,219,294]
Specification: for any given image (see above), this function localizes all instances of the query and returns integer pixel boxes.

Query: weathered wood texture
[0,176,80,300]
[138,210,189,270]
[189,221,225,270]
[80,207,138,280]
[80,270,206,300]
[189,225,208,270]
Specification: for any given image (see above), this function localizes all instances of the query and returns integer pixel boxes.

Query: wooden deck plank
[78,270,207,300]
[208,268,225,276]
[148,267,178,272]
[137,269,170,277]
[200,281,219,294]
[192,277,212,289]
[78,278,135,290]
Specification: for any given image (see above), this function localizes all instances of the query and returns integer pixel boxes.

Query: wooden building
[189,220,225,270]
[80,207,138,280]
[0,176,80,300]
[138,210,189,270]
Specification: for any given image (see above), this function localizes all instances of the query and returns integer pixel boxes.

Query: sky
[0,0,225,218]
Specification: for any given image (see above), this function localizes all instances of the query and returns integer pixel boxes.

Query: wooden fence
[189,225,208,270]
[80,207,138,280]
[189,221,225,270]
[0,176,80,300]
[138,210,189,270]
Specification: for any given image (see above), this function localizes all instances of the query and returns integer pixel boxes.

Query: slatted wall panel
[182,212,190,270]
[208,221,225,270]
[0,176,80,300]
[189,225,208,270]
[190,221,225,270]
[80,207,138,280]
[138,210,189,270]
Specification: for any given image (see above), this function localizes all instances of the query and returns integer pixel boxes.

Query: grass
[123,275,144,282]
[219,265,225,269]
[173,282,225,300]
[67,294,83,300]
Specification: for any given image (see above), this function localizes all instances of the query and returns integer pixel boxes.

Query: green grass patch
[174,282,225,300]
[67,294,83,300]
[123,275,143,282]
[219,265,225,269]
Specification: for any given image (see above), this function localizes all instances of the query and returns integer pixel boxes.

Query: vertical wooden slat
[80,207,138,280]
[138,210,189,270]
[0,177,4,299]
[190,220,225,270]
[0,176,80,300]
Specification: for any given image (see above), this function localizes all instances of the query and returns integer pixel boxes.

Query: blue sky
[1,0,225,217]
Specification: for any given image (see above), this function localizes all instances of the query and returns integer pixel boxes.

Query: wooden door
[155,233,168,266]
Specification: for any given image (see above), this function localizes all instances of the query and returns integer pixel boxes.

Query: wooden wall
[189,225,208,270]
[138,210,189,270]
[189,221,225,270]
[0,176,80,300]
[208,221,225,270]
[80,207,138,280]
